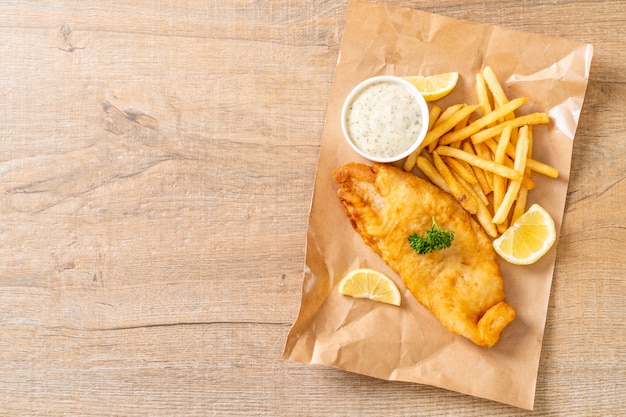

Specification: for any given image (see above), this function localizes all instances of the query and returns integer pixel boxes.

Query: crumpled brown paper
[283,0,593,409]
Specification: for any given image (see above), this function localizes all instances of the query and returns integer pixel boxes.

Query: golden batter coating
[332,162,515,347]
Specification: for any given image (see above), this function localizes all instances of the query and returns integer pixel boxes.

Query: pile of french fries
[403,66,559,238]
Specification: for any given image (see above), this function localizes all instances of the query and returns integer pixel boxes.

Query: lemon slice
[338,268,401,306]
[403,72,459,101]
[493,203,557,265]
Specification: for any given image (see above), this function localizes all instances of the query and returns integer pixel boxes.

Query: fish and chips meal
[335,67,559,347]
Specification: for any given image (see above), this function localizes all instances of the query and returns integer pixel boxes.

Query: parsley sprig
[408,217,455,254]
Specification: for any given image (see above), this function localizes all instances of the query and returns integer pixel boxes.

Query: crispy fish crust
[332,162,515,348]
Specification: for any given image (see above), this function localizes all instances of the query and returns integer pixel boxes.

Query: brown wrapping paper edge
[283,0,593,410]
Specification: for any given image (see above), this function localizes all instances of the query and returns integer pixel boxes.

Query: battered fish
[332,162,515,348]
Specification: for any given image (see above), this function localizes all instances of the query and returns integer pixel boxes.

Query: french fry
[492,125,530,224]
[482,137,503,157]
[511,186,529,224]
[475,72,493,118]
[492,125,513,225]
[416,155,450,193]
[428,103,465,152]
[527,124,534,165]
[492,176,521,225]
[475,199,498,238]
[450,169,497,237]
[452,145,478,177]
[438,97,528,145]
[435,103,464,126]
[435,145,523,181]
[454,114,471,131]
[496,219,509,235]
[526,158,559,178]
[443,155,478,185]
[512,126,534,222]
[494,156,511,234]
[428,105,442,130]
[403,151,418,172]
[421,104,478,150]
[494,124,513,164]
[521,174,536,190]
[432,151,477,214]
[493,181,508,231]
[482,66,509,108]
[471,181,490,206]
[510,124,519,146]
[470,112,550,144]
[491,100,506,124]
[473,141,494,191]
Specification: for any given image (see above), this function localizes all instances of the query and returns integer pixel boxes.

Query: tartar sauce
[345,81,423,159]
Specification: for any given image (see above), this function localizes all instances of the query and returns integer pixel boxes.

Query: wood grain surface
[0,1,624,415]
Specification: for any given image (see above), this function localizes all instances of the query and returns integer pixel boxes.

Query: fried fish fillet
[332,162,515,348]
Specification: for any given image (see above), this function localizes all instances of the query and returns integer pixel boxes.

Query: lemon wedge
[403,72,459,101]
[338,268,401,306]
[493,203,557,265]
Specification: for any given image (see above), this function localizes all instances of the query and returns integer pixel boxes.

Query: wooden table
[1,1,623,415]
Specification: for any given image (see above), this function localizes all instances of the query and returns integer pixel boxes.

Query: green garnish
[408,216,455,254]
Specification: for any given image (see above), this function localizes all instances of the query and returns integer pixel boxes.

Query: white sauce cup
[341,75,430,163]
